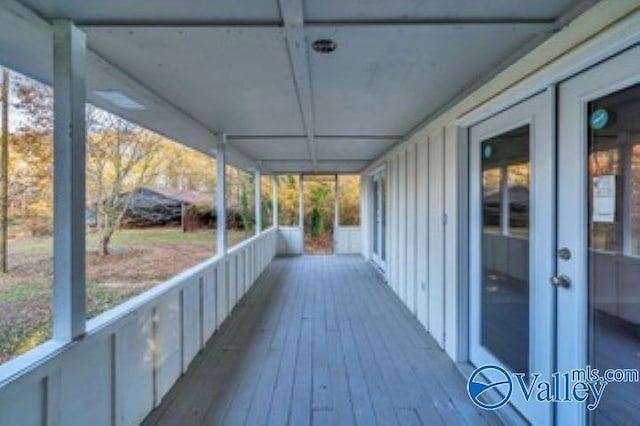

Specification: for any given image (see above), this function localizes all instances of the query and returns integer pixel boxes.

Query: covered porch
[142,255,497,426]
[1,1,640,425]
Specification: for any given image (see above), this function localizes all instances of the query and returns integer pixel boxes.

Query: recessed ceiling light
[312,39,337,54]
[93,90,145,110]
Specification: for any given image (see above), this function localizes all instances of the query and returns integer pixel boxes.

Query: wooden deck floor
[143,255,500,426]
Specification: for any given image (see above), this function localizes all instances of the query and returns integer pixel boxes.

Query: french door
[372,170,386,269]
[469,90,555,424]
[469,45,640,425]
[556,45,640,425]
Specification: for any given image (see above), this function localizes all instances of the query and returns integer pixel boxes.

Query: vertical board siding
[406,143,418,315]
[0,230,278,426]
[0,377,43,426]
[416,140,429,328]
[277,227,304,255]
[117,311,155,426]
[59,337,112,426]
[444,125,459,359]
[182,280,201,372]
[335,227,362,254]
[202,269,217,343]
[155,294,182,400]
[373,128,448,350]
[398,151,407,305]
[428,129,446,348]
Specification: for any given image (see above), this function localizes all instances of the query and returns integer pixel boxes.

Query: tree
[239,180,252,237]
[9,72,54,236]
[1,68,8,273]
[86,107,161,255]
[307,181,331,236]
[338,176,360,226]
[277,175,299,226]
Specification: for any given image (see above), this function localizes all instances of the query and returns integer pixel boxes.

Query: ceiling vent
[311,39,337,54]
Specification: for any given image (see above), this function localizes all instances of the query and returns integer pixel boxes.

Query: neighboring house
[126,187,216,231]
[88,187,218,231]
[87,186,247,231]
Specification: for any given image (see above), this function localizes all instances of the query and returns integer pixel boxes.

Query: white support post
[216,134,227,256]
[272,175,278,227]
[334,175,339,251]
[299,174,304,229]
[334,175,339,229]
[52,20,87,341]
[254,168,261,235]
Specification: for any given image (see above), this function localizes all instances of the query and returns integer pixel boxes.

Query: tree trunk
[99,232,111,256]
[1,68,9,273]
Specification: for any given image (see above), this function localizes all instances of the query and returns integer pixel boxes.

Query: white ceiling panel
[307,24,548,136]
[316,137,399,160]
[263,160,369,174]
[20,0,281,23]
[304,0,579,22]
[84,26,305,136]
[4,0,591,174]
[263,161,313,173]
[229,137,310,161]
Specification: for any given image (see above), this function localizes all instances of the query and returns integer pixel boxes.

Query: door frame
[453,19,640,425]
[468,89,556,424]
[556,44,640,426]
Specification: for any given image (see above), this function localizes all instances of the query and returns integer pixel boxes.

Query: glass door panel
[587,84,640,425]
[469,91,554,424]
[556,45,640,425]
[481,126,531,375]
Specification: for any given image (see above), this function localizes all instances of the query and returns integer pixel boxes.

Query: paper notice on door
[593,175,616,223]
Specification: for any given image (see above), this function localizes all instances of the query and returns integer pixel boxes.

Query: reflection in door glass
[508,163,530,238]
[588,84,640,425]
[481,125,530,374]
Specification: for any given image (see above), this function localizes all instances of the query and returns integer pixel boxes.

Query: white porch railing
[0,227,278,426]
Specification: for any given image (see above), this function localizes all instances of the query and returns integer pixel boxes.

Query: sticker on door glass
[593,175,616,223]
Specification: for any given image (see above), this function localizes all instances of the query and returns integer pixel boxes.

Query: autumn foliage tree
[86,107,161,256]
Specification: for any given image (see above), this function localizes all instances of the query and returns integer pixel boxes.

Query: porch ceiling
[2,0,590,173]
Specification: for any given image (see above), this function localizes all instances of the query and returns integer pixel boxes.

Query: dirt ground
[0,227,247,364]
[304,233,334,254]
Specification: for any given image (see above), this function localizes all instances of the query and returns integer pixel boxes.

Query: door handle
[550,275,571,288]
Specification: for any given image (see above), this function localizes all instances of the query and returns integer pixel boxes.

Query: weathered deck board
[143,256,500,426]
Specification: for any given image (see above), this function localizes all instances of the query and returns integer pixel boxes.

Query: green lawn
[0,226,251,364]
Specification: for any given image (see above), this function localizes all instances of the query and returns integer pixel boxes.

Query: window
[225,165,255,247]
[0,68,54,363]
[277,175,299,226]
[85,106,217,319]
[338,175,360,226]
[260,175,274,229]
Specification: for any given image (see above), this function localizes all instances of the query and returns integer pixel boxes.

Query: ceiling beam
[76,19,557,29]
[227,135,403,141]
[278,0,317,170]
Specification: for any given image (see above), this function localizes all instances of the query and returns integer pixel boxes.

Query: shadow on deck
[143,255,500,426]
